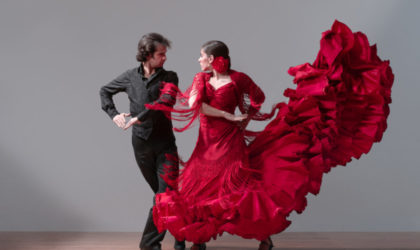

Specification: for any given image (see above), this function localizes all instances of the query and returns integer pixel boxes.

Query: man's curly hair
[136,33,171,62]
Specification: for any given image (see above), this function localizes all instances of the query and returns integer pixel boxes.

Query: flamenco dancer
[100,33,185,250]
[148,21,394,250]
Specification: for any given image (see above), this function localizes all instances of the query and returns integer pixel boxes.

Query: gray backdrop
[1,0,419,232]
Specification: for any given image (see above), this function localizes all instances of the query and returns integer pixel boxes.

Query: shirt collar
[139,64,163,79]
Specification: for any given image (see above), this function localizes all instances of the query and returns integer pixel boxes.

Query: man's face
[147,44,167,68]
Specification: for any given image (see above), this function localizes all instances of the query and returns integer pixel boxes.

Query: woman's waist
[200,114,237,126]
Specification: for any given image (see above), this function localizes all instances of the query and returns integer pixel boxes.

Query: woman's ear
[209,55,214,64]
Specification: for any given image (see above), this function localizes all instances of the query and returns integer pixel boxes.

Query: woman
[151,40,277,250]
[150,21,393,250]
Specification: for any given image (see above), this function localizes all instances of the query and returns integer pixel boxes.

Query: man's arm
[99,70,130,127]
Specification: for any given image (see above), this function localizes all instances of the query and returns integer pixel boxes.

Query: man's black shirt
[100,65,178,141]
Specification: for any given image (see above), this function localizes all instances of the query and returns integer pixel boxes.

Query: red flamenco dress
[149,21,394,243]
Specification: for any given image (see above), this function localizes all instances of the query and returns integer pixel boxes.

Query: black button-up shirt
[100,65,178,141]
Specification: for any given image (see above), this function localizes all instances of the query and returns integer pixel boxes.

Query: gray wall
[1,0,419,232]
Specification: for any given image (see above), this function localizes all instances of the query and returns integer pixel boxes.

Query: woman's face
[198,49,213,71]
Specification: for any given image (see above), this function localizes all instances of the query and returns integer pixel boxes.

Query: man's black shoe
[174,240,186,250]
[141,244,161,250]
[190,243,206,250]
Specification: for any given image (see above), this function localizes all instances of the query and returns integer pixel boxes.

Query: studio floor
[0,232,419,250]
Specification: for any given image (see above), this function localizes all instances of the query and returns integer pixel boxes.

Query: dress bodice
[204,80,239,114]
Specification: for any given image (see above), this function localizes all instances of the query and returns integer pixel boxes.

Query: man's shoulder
[161,68,178,76]
[115,67,139,80]
[126,67,140,76]
[161,68,178,84]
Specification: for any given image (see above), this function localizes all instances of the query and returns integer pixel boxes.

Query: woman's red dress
[150,20,394,243]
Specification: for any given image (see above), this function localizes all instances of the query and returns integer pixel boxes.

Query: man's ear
[145,54,152,61]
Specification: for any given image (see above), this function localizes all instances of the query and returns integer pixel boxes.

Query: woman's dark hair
[136,33,171,62]
[201,40,231,69]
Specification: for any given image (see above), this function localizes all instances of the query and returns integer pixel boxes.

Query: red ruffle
[249,19,393,215]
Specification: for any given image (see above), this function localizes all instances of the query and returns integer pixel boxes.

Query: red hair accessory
[211,56,229,73]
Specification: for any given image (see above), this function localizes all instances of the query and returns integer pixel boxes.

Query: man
[100,33,184,250]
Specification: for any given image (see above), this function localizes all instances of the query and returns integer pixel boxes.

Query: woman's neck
[212,69,229,80]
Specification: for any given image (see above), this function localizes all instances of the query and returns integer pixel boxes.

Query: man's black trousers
[131,135,178,249]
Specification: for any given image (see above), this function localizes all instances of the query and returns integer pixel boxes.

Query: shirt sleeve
[99,70,130,119]
[136,71,179,122]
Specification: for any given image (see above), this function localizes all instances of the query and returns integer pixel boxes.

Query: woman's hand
[223,112,248,122]
[123,117,141,130]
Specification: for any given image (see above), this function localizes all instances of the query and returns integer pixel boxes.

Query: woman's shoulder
[230,70,252,83]
[194,71,211,77]
[193,71,211,78]
[191,72,211,88]
[193,71,212,82]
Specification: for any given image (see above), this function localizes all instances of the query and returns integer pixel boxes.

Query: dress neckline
[207,81,234,91]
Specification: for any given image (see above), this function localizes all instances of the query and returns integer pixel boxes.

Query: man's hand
[123,117,141,130]
[113,113,131,128]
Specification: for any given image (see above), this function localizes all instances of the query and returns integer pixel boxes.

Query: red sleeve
[231,71,271,121]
